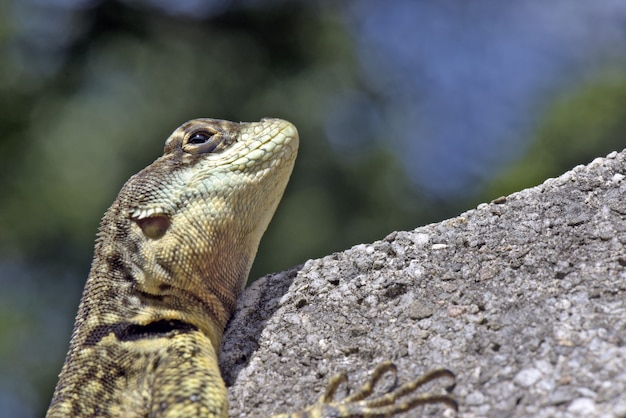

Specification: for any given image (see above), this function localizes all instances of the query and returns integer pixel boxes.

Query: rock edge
[221,150,626,417]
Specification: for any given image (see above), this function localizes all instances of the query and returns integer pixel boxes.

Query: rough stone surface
[220,150,626,417]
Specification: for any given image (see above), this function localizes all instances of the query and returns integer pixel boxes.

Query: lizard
[46,117,457,417]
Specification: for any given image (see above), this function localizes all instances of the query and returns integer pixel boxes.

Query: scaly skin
[47,118,456,417]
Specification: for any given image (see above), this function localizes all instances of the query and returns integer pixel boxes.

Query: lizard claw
[278,361,457,417]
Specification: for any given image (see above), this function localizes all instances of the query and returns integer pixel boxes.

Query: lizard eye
[184,130,219,154]
[188,132,213,145]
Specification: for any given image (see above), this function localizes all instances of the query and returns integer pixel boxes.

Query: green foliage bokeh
[0,2,625,417]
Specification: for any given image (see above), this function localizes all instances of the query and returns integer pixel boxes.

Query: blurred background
[1,0,625,416]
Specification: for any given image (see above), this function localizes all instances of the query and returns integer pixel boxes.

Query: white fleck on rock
[412,233,430,246]
[514,368,542,387]
[554,298,571,310]
[407,260,424,279]
[567,398,596,416]
[466,390,486,405]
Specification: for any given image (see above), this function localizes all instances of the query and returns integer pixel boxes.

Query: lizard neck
[68,199,253,354]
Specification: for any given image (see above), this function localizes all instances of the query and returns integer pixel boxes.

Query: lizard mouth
[132,286,227,342]
[113,319,198,342]
[82,318,199,347]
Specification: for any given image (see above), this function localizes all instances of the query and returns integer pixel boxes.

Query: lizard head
[99,118,298,341]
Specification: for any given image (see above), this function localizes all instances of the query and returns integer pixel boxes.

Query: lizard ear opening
[135,215,170,239]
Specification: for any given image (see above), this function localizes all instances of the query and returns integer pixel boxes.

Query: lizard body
[47,118,456,417]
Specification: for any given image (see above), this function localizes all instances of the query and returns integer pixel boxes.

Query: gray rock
[221,150,626,417]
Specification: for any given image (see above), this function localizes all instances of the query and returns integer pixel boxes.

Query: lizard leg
[148,332,229,418]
